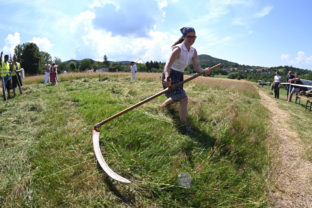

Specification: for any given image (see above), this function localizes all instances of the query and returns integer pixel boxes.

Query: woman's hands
[203,67,213,76]
[163,76,171,87]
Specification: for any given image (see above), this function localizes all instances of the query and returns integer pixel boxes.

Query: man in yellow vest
[10,55,23,95]
[0,51,12,100]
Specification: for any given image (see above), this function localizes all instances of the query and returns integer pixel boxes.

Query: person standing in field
[50,63,57,85]
[45,63,51,85]
[0,52,12,99]
[130,62,137,81]
[288,72,301,102]
[286,71,294,100]
[10,55,23,96]
[160,27,212,127]
[272,71,281,99]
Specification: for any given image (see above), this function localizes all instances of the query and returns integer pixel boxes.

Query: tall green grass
[1,73,270,207]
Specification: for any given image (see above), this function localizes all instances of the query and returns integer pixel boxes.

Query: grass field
[1,72,271,207]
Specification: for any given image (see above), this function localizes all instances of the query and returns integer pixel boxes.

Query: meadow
[1,72,271,207]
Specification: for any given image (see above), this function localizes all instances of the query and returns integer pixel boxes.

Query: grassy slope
[1,73,270,207]
[259,86,312,162]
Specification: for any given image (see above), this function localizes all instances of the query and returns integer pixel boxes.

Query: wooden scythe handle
[94,63,221,130]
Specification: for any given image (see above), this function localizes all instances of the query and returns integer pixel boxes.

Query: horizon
[1,0,312,70]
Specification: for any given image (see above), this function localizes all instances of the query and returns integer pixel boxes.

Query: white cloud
[69,9,175,62]
[70,10,95,33]
[91,0,163,37]
[2,32,21,55]
[280,54,290,61]
[30,37,53,52]
[75,27,175,62]
[157,0,168,9]
[280,51,312,69]
[65,0,176,62]
[254,6,273,18]
[89,0,119,9]
[295,51,312,64]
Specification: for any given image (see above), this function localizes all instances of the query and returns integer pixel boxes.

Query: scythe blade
[92,129,131,183]
[93,63,221,183]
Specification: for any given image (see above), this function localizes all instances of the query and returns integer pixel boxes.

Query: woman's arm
[163,47,181,87]
[192,49,204,73]
[192,49,212,75]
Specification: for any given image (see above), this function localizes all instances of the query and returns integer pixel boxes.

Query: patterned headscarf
[180,27,196,36]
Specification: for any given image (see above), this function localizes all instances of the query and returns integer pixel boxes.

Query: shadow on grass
[164,105,216,168]
[165,105,216,148]
[97,162,136,205]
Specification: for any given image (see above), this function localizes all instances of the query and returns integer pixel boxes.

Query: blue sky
[1,0,312,70]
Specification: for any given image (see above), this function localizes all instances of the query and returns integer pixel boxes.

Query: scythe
[92,63,221,183]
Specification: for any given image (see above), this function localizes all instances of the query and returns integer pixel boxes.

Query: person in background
[45,62,51,85]
[160,27,212,129]
[55,64,58,83]
[0,52,12,99]
[286,71,294,100]
[9,55,22,96]
[50,63,57,85]
[12,55,23,86]
[273,71,281,99]
[288,72,301,102]
[130,62,137,81]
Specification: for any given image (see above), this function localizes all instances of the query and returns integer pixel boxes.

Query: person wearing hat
[286,71,294,99]
[130,61,137,81]
[160,27,213,128]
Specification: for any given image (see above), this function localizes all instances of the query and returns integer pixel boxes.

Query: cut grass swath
[92,63,222,183]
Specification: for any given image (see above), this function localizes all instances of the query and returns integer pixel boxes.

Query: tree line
[11,42,312,81]
[12,42,168,75]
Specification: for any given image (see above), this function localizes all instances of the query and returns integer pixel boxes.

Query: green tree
[41,51,52,63]
[137,63,147,72]
[58,62,67,72]
[69,61,77,71]
[303,72,312,81]
[54,57,62,65]
[103,54,109,67]
[39,51,52,74]
[14,44,25,62]
[145,61,152,72]
[109,62,120,72]
[21,43,40,75]
[79,59,93,71]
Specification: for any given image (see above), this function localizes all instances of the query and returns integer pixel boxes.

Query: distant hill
[63,55,239,68]
[64,59,130,65]
[198,54,240,68]
[62,55,311,77]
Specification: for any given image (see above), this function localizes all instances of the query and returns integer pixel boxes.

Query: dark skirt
[162,69,187,101]
[50,72,56,84]
[8,75,18,89]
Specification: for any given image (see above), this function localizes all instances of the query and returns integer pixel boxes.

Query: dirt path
[259,90,312,207]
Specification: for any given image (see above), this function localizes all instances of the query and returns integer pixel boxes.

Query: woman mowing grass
[160,27,212,128]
